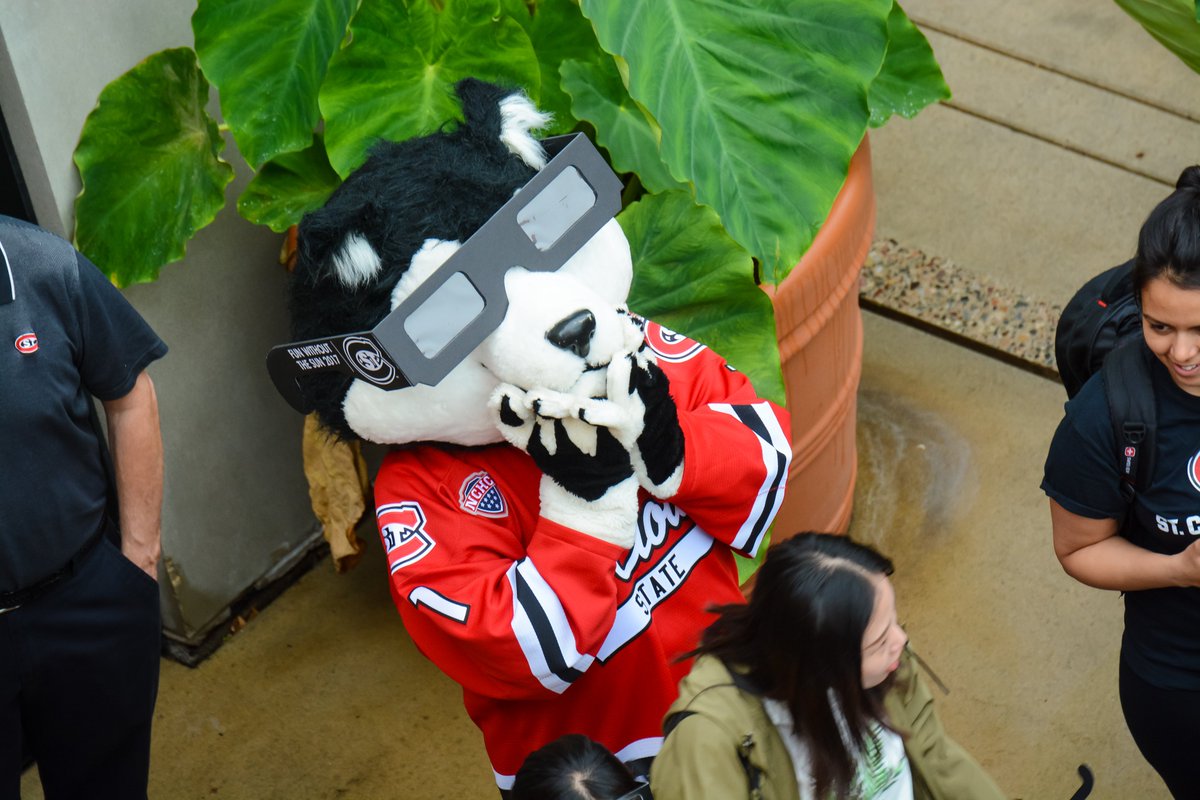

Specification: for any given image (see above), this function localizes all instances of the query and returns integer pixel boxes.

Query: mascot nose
[546,309,596,358]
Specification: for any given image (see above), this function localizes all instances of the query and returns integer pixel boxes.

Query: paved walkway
[867,0,1200,374]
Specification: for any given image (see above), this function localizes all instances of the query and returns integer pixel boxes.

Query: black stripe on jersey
[514,568,585,687]
[748,447,787,554]
[732,404,787,555]
[732,402,770,441]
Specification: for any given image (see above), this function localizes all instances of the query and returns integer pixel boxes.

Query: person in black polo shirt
[0,215,167,799]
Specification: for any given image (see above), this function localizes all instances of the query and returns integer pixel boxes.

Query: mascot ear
[296,198,387,289]
[455,78,552,170]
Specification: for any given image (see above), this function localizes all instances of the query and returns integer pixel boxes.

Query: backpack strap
[662,709,696,738]
[1101,342,1156,504]
[736,734,764,800]
[662,689,764,799]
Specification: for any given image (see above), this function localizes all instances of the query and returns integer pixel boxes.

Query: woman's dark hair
[691,532,895,800]
[511,734,643,800]
[1134,165,1200,297]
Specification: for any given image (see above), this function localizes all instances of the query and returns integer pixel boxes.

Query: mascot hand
[491,385,637,549]
[598,347,685,499]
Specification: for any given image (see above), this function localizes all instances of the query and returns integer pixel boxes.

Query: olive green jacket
[650,648,1006,800]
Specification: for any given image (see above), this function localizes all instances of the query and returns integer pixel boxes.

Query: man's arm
[101,371,163,580]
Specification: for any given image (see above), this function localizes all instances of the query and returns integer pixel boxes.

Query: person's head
[511,734,648,800]
[695,532,906,799]
[1134,165,1200,395]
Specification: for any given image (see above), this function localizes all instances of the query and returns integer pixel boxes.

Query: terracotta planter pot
[763,136,874,539]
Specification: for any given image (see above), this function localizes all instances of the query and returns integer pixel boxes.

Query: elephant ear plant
[73,0,949,404]
[1113,0,1200,74]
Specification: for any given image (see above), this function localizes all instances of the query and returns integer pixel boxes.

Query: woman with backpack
[1044,165,1200,798]
[649,533,1005,800]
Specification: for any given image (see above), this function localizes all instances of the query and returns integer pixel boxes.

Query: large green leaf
[561,58,687,194]
[501,0,610,134]
[581,0,892,285]
[621,190,785,406]
[320,0,542,177]
[237,135,343,232]
[868,1,951,128]
[74,48,233,286]
[193,0,357,168]
[1115,0,1200,74]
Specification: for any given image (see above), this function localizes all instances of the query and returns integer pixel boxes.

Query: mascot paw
[491,384,638,547]
[604,347,685,499]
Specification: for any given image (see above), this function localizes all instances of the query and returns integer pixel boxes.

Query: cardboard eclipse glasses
[266,133,623,414]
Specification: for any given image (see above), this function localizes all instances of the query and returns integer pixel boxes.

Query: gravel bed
[859,238,1062,373]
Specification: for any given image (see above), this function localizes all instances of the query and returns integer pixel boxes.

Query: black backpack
[1054,259,1156,502]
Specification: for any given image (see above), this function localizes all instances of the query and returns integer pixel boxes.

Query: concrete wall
[0,0,321,644]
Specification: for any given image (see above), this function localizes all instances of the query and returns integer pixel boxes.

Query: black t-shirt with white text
[1044,355,1200,689]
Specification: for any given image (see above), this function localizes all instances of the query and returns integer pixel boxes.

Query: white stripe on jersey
[709,401,790,555]
[614,736,664,765]
[507,559,595,694]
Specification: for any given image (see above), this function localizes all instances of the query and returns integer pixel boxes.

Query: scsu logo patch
[1188,451,1200,494]
[341,335,396,385]
[459,471,508,518]
[14,332,37,354]
[377,502,435,573]
[645,321,705,363]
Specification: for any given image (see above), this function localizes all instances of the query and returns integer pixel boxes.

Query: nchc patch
[377,502,435,573]
[459,470,508,518]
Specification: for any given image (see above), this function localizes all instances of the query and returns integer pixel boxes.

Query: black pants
[1119,656,1200,799]
[0,537,161,800]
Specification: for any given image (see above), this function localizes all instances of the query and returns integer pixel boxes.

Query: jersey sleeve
[646,323,792,558]
[375,452,628,700]
[1041,374,1126,520]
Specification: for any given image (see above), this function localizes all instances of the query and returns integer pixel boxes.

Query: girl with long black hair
[650,533,1002,799]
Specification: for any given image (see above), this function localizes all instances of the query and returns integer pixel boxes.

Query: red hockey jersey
[373,322,791,789]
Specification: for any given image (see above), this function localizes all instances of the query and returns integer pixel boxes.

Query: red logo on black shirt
[1188,452,1200,494]
[14,332,37,353]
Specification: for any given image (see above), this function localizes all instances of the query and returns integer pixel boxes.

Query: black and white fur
[288,79,684,546]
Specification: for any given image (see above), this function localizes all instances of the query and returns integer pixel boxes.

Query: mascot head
[280,79,641,446]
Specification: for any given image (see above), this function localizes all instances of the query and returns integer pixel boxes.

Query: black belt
[0,519,109,612]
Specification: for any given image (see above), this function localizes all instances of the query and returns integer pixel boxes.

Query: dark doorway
[0,102,35,223]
